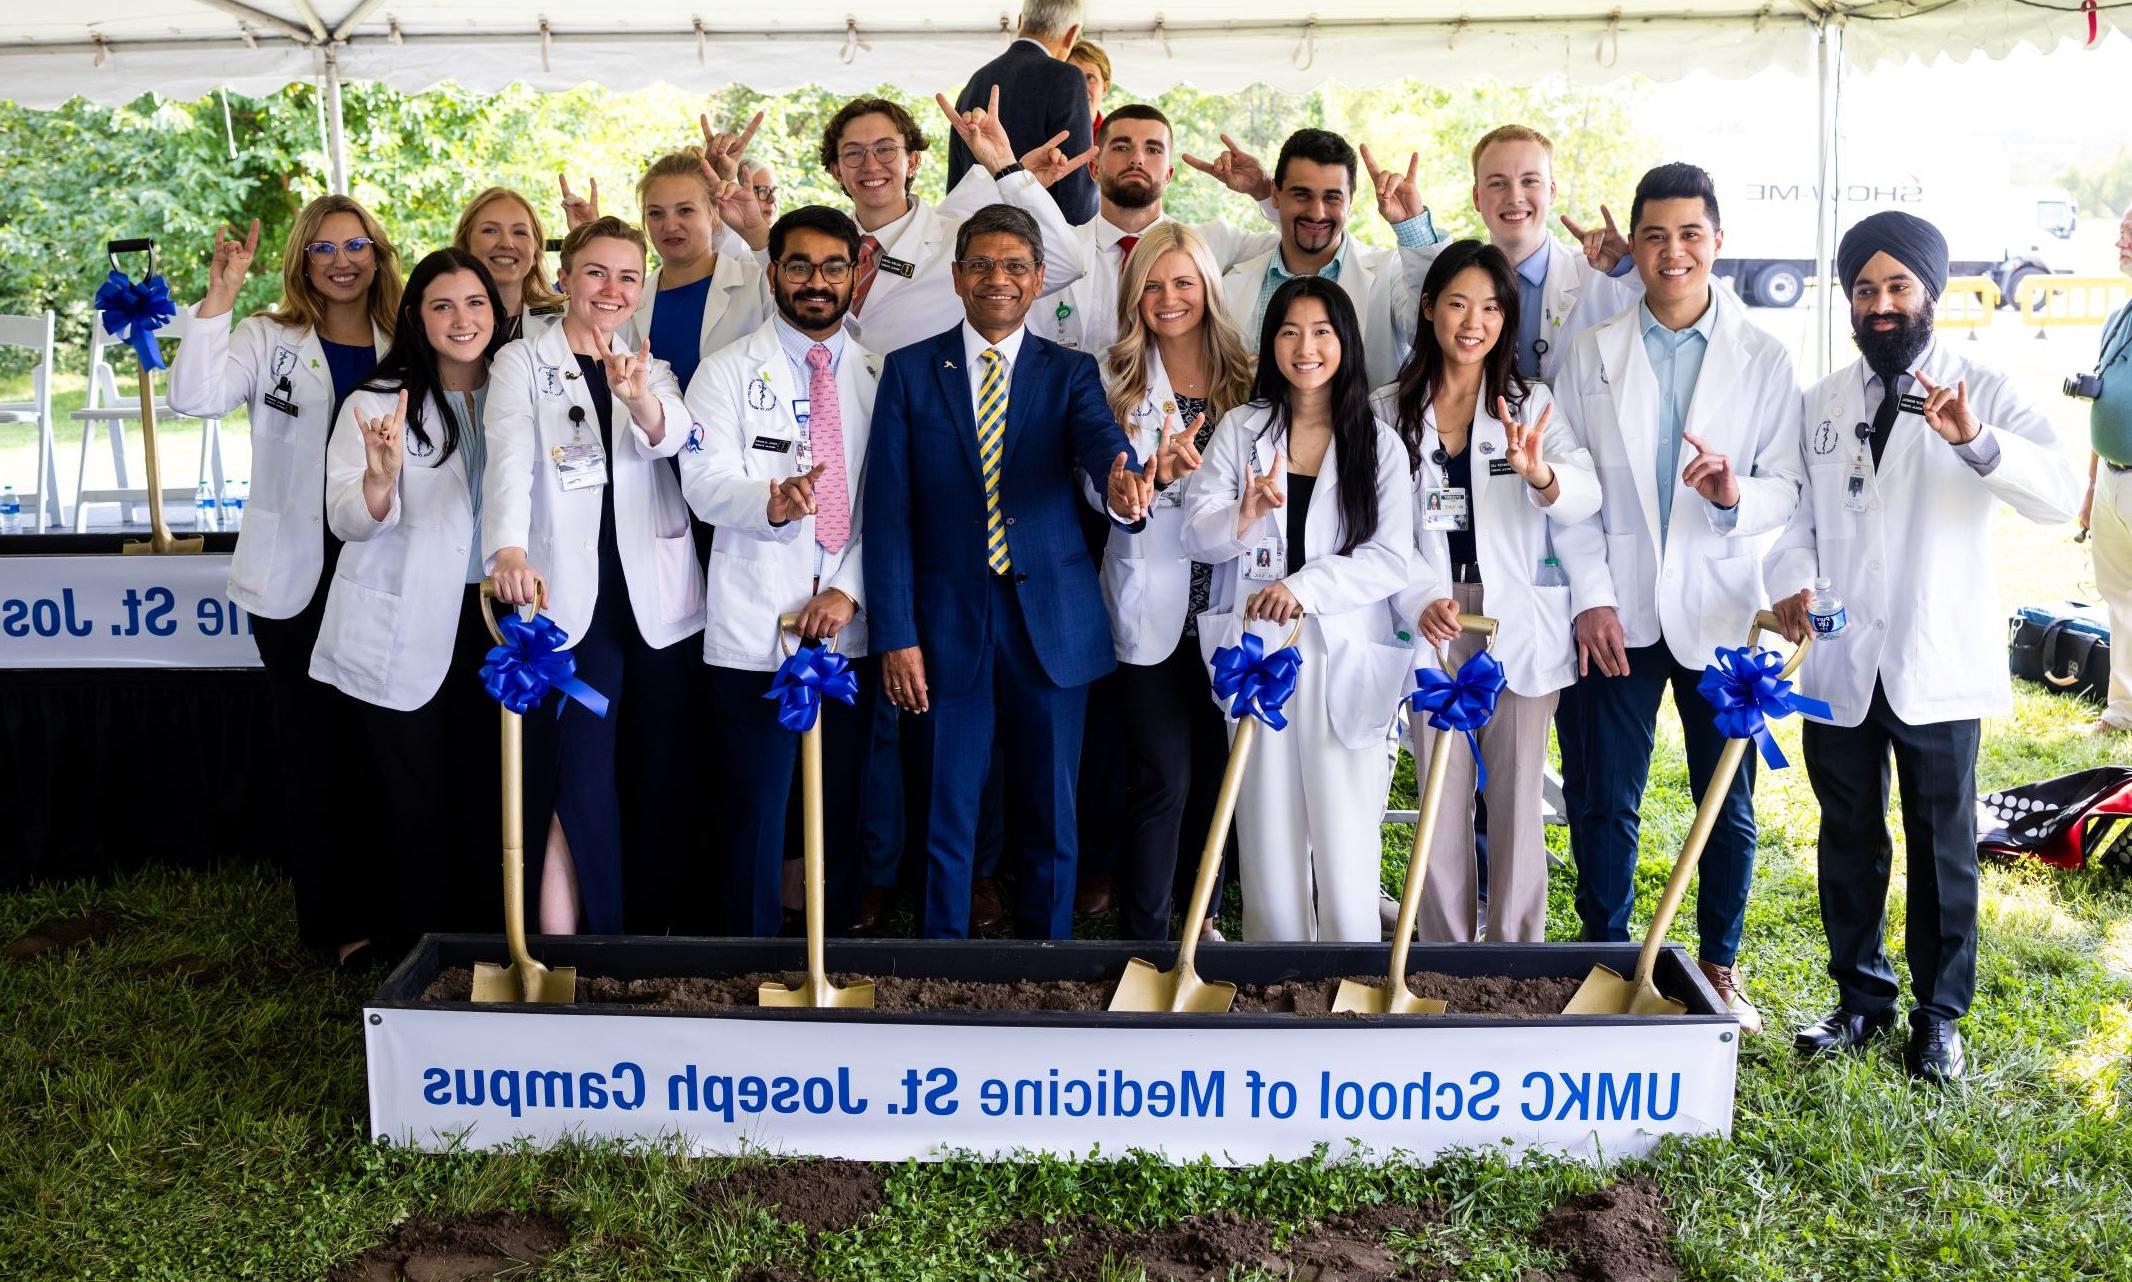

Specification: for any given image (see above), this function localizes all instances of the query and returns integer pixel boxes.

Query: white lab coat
[842,168,1088,359]
[1094,348,1207,665]
[1043,212,1279,356]
[1220,234,1421,394]
[167,305,389,619]
[1374,382,1600,697]
[680,320,880,668]
[309,387,478,711]
[1552,286,1805,669]
[1399,235,1643,386]
[623,251,773,371]
[1181,402,1416,749]
[1765,341,2083,726]
[481,321,701,649]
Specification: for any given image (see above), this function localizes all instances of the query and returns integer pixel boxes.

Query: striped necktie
[978,348,1011,574]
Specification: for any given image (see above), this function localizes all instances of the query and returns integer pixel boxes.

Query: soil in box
[419,968,1585,1016]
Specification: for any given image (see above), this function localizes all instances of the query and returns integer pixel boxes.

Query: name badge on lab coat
[552,440,608,492]
[1423,487,1470,532]
[1245,534,1285,581]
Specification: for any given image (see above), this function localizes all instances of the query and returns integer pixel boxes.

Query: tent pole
[322,47,350,196]
[1813,18,1845,378]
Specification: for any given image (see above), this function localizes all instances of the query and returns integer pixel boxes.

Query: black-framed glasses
[777,258,853,284]
[837,141,908,168]
[753,185,779,202]
[956,256,1036,278]
[305,236,376,260]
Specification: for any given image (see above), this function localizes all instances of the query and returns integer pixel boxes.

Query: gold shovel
[108,239,203,557]
[761,613,875,1009]
[1564,609,1812,1017]
[471,577,578,1005]
[1335,613,1500,1015]
[1109,606,1304,1013]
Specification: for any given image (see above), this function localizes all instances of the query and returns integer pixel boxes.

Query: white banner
[0,555,260,668]
[366,1007,1737,1165]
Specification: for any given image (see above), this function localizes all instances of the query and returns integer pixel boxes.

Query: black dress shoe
[1794,1007,1897,1057]
[1905,1017,1966,1083]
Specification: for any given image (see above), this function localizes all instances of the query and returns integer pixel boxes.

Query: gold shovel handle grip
[778,611,844,657]
[1747,608,1814,680]
[479,574,549,644]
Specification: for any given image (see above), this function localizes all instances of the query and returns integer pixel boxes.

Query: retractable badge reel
[1843,422,1872,513]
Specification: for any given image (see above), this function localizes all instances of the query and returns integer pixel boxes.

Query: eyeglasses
[304,236,376,260]
[753,185,779,202]
[777,258,853,284]
[837,141,908,168]
[956,257,1037,278]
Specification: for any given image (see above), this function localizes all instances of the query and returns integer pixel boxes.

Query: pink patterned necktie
[805,344,850,556]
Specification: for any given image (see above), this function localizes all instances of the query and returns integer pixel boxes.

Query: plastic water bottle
[220,479,244,531]
[0,486,20,534]
[1535,555,1569,587]
[1807,576,1847,639]
[194,482,218,533]
[231,479,250,530]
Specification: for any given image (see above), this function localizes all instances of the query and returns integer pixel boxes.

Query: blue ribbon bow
[1209,631,1303,729]
[1697,645,1831,769]
[93,271,176,372]
[765,645,859,733]
[1406,650,1508,788]
[480,613,610,718]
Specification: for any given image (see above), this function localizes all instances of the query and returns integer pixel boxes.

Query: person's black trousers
[1801,680,1982,1023]
[1111,634,1231,941]
[248,553,369,954]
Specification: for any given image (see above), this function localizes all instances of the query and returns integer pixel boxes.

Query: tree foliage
[0,74,1653,380]
[2059,144,2132,225]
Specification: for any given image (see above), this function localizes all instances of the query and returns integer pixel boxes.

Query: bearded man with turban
[1766,210,2083,1083]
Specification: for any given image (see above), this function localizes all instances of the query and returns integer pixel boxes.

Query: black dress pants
[1801,681,1982,1023]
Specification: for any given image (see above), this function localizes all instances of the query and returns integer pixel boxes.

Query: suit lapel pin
[944,359,958,370]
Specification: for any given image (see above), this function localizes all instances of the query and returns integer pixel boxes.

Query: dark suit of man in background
[945,0,1097,225]
[864,203,1150,939]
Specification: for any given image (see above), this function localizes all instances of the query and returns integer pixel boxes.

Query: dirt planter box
[365,936,1739,1165]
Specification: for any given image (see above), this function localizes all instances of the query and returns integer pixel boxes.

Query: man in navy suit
[865,202,1151,938]
[946,0,1097,225]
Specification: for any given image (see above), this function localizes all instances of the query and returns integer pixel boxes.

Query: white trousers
[1233,621,1397,942]
[2092,465,2132,726]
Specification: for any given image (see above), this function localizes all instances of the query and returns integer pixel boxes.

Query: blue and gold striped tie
[977,348,1011,574]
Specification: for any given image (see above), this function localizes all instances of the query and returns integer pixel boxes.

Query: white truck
[1714,168,2079,308]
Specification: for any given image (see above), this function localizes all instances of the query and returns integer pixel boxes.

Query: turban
[1837,210,1949,301]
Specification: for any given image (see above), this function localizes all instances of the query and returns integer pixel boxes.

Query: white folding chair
[0,310,60,531]
[69,320,223,532]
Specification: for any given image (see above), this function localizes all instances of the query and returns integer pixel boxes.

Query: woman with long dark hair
[314,248,512,950]
[1180,275,1414,941]
[1378,240,1599,944]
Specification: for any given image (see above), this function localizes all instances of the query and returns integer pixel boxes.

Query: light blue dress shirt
[1640,298,1716,538]
[1513,241,1551,379]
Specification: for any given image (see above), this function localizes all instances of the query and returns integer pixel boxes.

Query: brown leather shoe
[850,885,891,936]
[970,878,1006,932]
[1075,874,1114,917]
[1699,960,1764,1035]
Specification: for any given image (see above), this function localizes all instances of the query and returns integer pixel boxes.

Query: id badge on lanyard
[1423,487,1470,531]
[1843,424,1872,513]
[552,406,608,492]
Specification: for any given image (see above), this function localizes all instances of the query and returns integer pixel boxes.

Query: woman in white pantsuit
[1181,276,1414,942]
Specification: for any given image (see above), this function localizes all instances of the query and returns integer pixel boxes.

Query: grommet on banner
[1753,4,1771,35]
[539,16,553,74]
[91,32,109,67]
[387,17,403,45]
[1292,17,1317,71]
[694,17,707,65]
[840,16,869,64]
[1154,15,1171,59]
[1448,16,1469,52]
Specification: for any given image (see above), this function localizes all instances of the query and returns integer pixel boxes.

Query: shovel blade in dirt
[1331,978,1448,1016]
[1564,610,1809,1016]
[1109,955,1238,1013]
[760,975,877,1009]
[472,958,580,1005]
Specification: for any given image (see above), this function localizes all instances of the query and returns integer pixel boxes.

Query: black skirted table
[1,533,281,887]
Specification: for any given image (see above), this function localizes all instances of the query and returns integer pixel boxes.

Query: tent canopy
[0,1,2114,109]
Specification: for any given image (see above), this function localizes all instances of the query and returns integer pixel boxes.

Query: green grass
[5,683,2131,1280]
[5,312,2130,1277]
